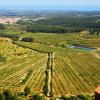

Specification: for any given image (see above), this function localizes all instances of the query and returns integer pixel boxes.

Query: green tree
[3,90,14,100]
[24,87,30,96]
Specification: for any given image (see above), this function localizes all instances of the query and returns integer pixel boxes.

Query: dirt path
[47,70,51,96]
[47,52,53,98]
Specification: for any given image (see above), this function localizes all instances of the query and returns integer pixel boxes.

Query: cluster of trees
[22,87,46,100]
[61,94,94,100]
[30,94,45,100]
[37,16,100,28]
[0,24,5,30]
[26,24,80,33]
[16,15,100,34]
[0,89,94,100]
[36,16,100,34]
[0,90,17,100]
[0,87,45,100]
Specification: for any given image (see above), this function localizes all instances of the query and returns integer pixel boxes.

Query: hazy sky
[0,0,100,10]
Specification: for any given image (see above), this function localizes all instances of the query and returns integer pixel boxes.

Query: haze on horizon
[0,0,100,10]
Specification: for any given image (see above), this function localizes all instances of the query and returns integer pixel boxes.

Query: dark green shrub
[77,94,88,100]
[30,93,45,100]
[3,90,14,100]
[24,87,30,96]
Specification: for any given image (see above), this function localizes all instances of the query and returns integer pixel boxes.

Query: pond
[67,45,96,51]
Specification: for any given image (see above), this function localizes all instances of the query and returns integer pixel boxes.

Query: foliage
[0,55,6,63]
[30,93,45,100]
[61,94,89,100]
[24,87,30,96]
[3,90,14,100]
[21,37,34,42]
[0,24,5,30]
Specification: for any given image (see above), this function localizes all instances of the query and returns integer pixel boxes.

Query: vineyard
[15,38,100,98]
[0,35,100,99]
[53,54,100,97]
[0,38,48,94]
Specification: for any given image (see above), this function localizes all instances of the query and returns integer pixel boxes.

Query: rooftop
[95,85,100,94]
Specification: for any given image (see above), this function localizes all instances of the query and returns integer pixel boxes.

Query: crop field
[78,38,100,48]
[15,36,100,98]
[0,38,48,94]
[53,54,100,97]
[20,33,100,48]
[20,33,79,45]
[0,32,100,99]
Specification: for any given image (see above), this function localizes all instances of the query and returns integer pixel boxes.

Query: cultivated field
[15,33,100,98]
[0,38,47,94]
[53,54,100,97]
[0,32,100,99]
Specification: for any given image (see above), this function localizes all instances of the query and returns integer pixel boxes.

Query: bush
[30,93,45,100]
[43,85,48,96]
[3,90,14,100]
[24,87,30,96]
[21,37,34,42]
[61,94,89,100]
[77,94,88,100]
[0,24,5,30]
[0,55,6,62]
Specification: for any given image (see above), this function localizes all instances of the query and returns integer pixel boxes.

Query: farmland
[0,31,100,99]
[15,32,100,98]
[0,38,48,94]
[53,54,100,97]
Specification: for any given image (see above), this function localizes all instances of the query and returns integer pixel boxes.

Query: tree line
[16,15,100,34]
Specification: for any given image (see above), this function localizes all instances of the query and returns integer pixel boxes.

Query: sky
[0,0,100,10]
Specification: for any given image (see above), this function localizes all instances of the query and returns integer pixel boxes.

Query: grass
[20,32,100,48]
[4,29,20,35]
[15,41,90,57]
[0,29,20,35]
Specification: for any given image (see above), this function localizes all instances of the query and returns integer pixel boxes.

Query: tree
[3,90,14,100]
[77,94,88,100]
[0,24,5,30]
[24,87,30,96]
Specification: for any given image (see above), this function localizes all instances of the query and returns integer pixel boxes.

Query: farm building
[95,85,100,100]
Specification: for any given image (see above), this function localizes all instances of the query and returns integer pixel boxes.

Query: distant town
[0,17,46,24]
[0,17,20,24]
